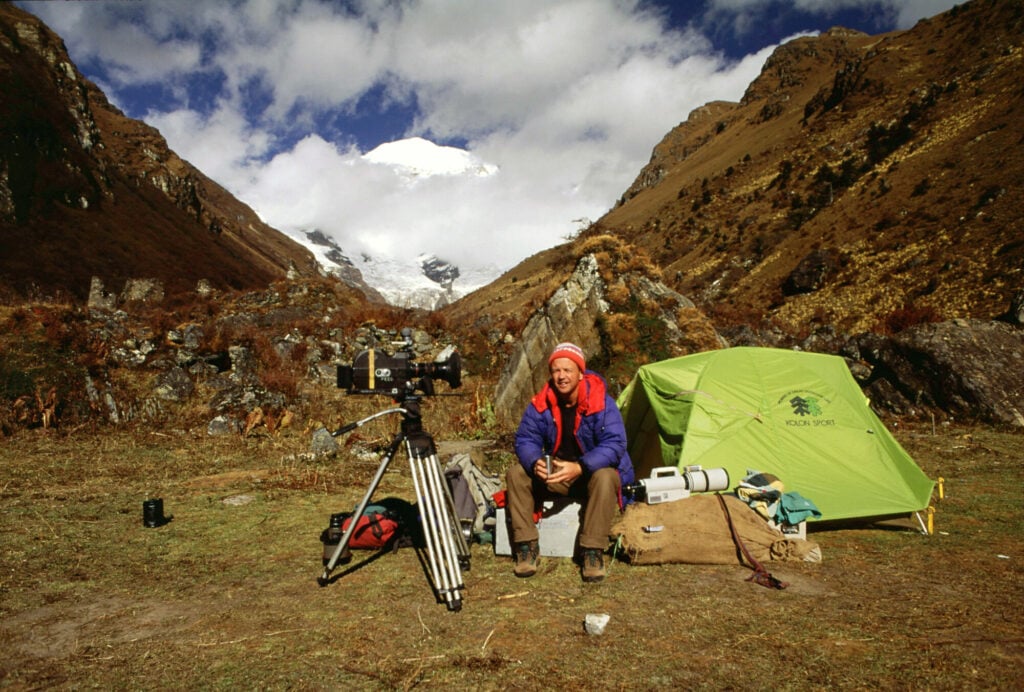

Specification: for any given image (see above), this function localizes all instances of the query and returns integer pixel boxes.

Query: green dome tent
[617,347,935,524]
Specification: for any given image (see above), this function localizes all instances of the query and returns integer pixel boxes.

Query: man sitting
[506,342,635,582]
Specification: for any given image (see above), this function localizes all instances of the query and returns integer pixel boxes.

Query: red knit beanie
[548,342,586,373]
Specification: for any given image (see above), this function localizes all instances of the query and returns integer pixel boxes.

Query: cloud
[703,0,960,35]
[40,1,204,84]
[389,0,703,141]
[214,1,778,271]
[887,0,962,28]
[145,104,273,185]
[218,2,393,120]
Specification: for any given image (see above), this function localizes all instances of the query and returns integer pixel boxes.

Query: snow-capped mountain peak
[297,228,497,311]
[288,138,503,309]
[362,137,498,178]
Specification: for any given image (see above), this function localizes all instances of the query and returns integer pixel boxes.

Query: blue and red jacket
[514,371,635,488]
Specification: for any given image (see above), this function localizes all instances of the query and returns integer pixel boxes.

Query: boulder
[311,427,340,456]
[855,319,1024,427]
[782,249,839,296]
[154,366,194,402]
[120,278,165,304]
[87,276,117,312]
[207,414,240,436]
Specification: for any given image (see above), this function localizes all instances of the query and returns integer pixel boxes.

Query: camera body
[336,329,461,398]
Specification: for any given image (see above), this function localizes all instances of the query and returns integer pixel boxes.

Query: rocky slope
[0,4,321,301]
[600,0,1022,336]
[1,0,1022,435]
[444,0,1024,428]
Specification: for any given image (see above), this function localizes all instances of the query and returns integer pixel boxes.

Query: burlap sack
[612,494,821,565]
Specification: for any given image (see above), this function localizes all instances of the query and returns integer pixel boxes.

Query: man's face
[549,357,582,403]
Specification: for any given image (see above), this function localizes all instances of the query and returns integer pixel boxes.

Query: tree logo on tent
[790,394,823,416]
[778,390,836,427]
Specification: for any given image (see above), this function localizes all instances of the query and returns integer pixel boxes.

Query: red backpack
[340,505,401,549]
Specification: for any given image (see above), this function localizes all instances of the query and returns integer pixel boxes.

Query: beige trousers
[505,463,621,550]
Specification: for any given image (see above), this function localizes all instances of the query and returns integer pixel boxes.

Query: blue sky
[18,0,959,288]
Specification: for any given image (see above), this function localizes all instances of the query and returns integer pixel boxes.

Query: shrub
[879,303,942,334]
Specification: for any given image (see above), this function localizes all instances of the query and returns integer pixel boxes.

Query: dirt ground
[0,423,1021,689]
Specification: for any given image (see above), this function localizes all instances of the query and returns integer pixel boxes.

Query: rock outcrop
[853,319,1024,427]
[493,255,608,425]
[493,253,725,425]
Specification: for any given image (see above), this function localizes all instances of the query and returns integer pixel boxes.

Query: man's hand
[533,457,550,481]
[546,458,583,485]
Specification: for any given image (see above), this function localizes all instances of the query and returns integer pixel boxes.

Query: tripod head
[328,389,434,447]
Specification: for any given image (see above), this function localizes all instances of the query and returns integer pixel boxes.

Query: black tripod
[317,394,471,611]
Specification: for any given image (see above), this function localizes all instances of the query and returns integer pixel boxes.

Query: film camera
[336,328,461,398]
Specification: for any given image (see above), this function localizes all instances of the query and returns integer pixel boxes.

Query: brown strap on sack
[716,494,789,590]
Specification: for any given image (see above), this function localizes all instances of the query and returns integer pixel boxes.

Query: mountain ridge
[0,4,322,301]
[2,0,1021,355]
[298,136,501,308]
[599,4,1022,335]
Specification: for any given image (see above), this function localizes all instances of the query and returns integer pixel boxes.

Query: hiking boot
[513,540,540,578]
[581,549,606,583]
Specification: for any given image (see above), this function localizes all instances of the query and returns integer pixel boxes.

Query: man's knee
[589,467,621,493]
[506,462,530,487]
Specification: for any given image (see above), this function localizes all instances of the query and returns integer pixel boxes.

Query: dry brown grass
[0,422,1021,689]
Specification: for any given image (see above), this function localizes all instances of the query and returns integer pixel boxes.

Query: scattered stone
[167,323,204,350]
[228,345,258,384]
[584,613,610,635]
[121,278,164,304]
[87,276,117,311]
[207,415,240,436]
[310,427,340,456]
[196,279,215,297]
[154,366,194,402]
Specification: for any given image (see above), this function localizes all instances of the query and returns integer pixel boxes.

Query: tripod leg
[422,453,469,579]
[408,446,467,611]
[317,432,403,586]
[409,452,458,608]
[431,455,472,569]
[431,461,461,605]
[401,424,469,610]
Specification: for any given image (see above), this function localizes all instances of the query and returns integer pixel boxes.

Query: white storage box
[494,500,582,557]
